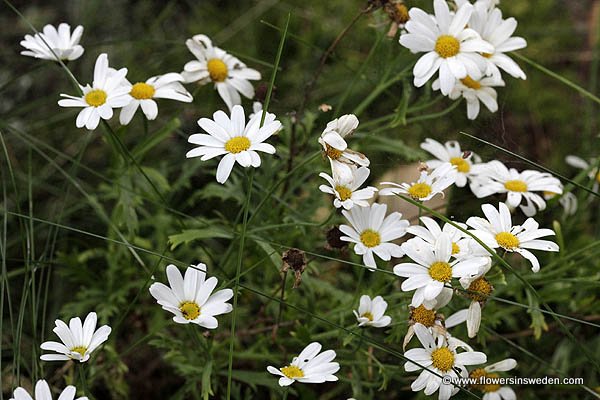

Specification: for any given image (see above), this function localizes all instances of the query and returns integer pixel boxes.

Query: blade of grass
[225,13,291,400]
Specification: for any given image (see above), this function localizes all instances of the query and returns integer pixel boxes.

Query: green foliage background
[1,0,599,399]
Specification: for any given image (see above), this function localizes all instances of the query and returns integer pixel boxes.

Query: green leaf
[201,360,214,400]
[168,228,233,250]
[391,79,411,127]
[253,239,282,270]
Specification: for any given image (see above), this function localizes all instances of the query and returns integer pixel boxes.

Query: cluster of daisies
[13,2,580,399]
[21,23,262,130]
[399,0,527,119]
[314,113,562,398]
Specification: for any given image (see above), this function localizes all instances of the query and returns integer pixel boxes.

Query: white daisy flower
[149,263,233,329]
[20,23,84,61]
[466,202,559,272]
[470,160,563,216]
[394,234,488,307]
[57,53,131,130]
[433,74,505,120]
[379,162,457,202]
[181,34,260,110]
[399,0,494,95]
[267,342,340,386]
[353,294,392,328]
[40,312,111,363]
[319,165,377,209]
[445,259,493,339]
[9,379,87,400]
[119,73,193,125]
[404,323,487,400]
[319,114,370,177]
[469,358,518,400]
[186,104,281,184]
[420,139,483,187]
[468,0,528,79]
[339,203,410,270]
[566,155,600,193]
[407,216,489,261]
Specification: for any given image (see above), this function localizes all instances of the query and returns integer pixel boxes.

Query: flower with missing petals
[267,342,340,386]
[181,34,260,110]
[119,73,193,125]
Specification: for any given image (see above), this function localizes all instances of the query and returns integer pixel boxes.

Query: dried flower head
[282,248,307,288]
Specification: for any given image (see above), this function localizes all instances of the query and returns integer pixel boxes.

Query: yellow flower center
[362,312,374,321]
[429,261,452,282]
[504,179,528,192]
[482,52,494,58]
[469,369,500,392]
[225,136,251,154]
[84,89,107,107]
[360,229,381,248]
[335,185,352,201]
[495,232,519,250]
[325,144,343,160]
[450,156,471,173]
[596,171,600,183]
[410,305,436,327]
[408,182,432,200]
[207,58,229,82]
[466,277,493,302]
[430,347,455,372]
[70,346,87,356]
[130,82,155,100]
[451,242,460,255]
[435,35,460,58]
[281,365,304,379]
[179,301,200,320]
[460,76,482,90]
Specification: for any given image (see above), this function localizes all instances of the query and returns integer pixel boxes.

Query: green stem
[225,169,254,399]
[282,388,289,400]
[273,270,288,339]
[78,364,92,399]
[513,52,600,105]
